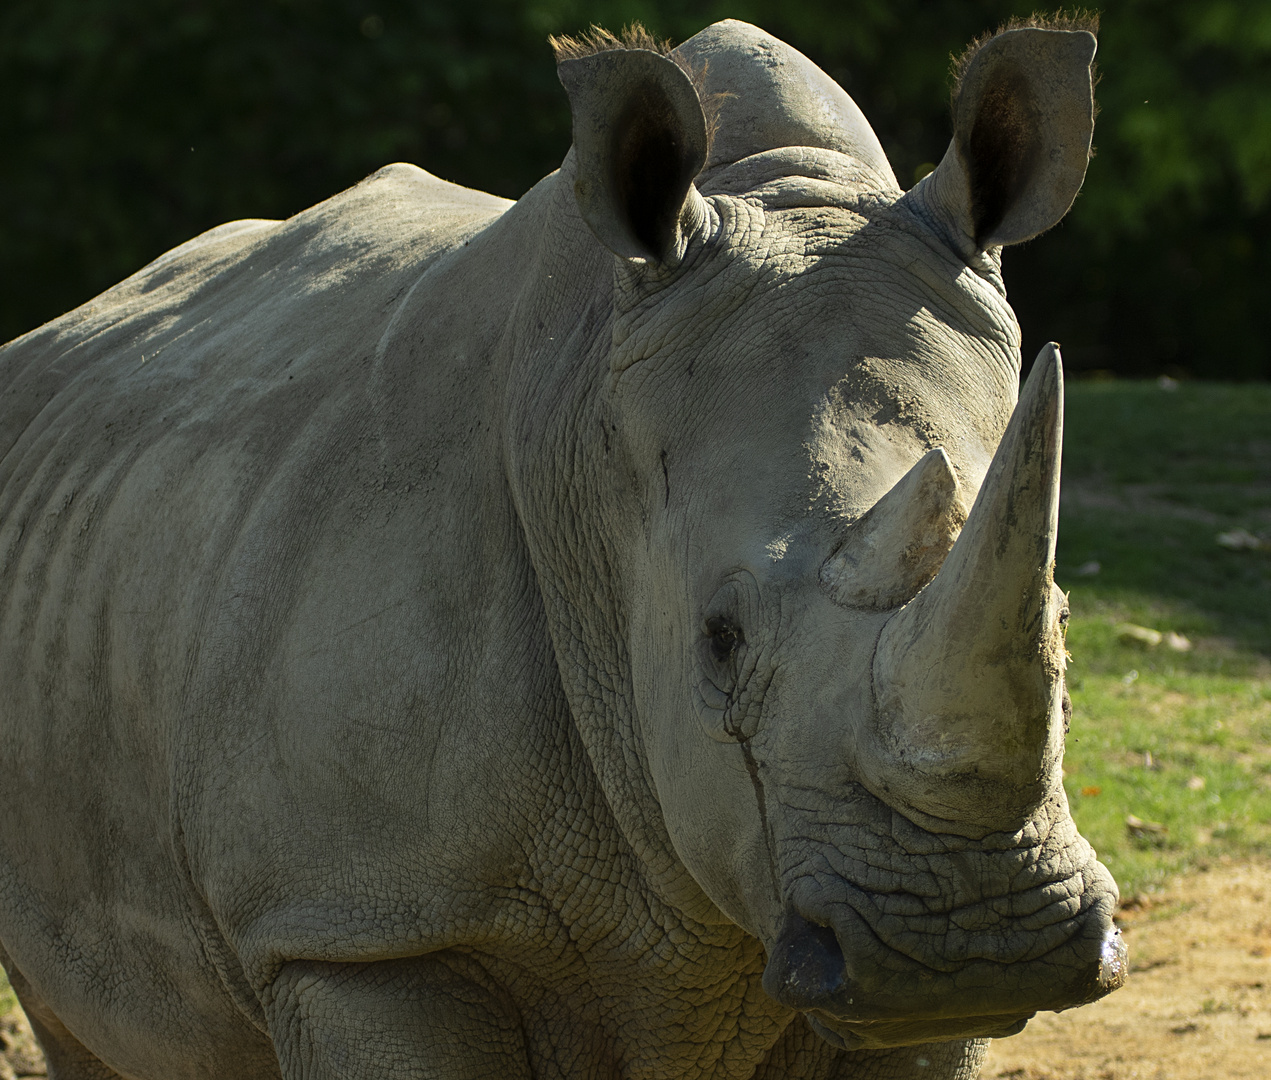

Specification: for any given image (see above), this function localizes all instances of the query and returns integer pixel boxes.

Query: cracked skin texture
[0,20,1110,1080]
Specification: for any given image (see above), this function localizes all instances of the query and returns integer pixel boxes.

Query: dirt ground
[3,860,1269,1078]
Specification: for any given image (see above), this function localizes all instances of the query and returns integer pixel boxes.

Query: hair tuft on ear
[550,22,674,62]
[551,25,725,153]
[951,9,1100,105]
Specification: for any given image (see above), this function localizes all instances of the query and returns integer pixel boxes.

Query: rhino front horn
[859,345,1068,834]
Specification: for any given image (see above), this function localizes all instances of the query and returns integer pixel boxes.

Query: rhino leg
[754,1016,987,1080]
[265,953,532,1080]
[0,953,123,1080]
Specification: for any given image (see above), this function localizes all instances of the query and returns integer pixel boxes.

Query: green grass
[0,965,16,1015]
[1056,379,1271,896]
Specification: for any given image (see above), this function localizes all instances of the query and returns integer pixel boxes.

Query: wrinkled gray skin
[0,20,1123,1080]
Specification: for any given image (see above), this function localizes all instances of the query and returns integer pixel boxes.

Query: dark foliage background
[4,0,1270,379]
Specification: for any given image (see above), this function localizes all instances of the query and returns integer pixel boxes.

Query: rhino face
[551,19,1123,1048]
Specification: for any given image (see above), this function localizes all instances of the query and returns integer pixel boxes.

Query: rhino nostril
[762,912,846,1009]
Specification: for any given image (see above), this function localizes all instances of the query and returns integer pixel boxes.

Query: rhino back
[0,163,578,1074]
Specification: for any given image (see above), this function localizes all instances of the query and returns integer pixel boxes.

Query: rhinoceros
[0,17,1123,1080]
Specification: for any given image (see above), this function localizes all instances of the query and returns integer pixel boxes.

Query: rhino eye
[705,617,744,664]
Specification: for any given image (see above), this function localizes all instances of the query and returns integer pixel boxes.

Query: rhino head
[509,18,1123,1051]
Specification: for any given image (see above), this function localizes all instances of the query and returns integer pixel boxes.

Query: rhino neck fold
[496,164,733,929]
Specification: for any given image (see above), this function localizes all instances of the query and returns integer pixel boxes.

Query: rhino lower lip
[806,1010,1034,1052]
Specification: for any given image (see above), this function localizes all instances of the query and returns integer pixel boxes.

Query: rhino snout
[760,878,1126,1049]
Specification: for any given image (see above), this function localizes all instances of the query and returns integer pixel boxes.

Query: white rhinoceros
[0,18,1123,1080]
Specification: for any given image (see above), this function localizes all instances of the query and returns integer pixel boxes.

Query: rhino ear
[557,48,709,261]
[910,27,1097,253]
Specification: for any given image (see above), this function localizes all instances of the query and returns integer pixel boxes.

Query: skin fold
[0,19,1118,1080]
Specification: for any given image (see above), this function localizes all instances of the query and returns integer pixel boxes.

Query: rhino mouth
[760,785,1126,1048]
[763,901,1123,1049]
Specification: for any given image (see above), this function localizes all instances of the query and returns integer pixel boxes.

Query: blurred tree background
[2,0,1269,378]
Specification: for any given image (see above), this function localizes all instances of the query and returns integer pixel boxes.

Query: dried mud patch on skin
[3,862,1270,1079]
[983,859,1271,1080]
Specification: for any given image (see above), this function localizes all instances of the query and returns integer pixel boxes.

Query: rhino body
[0,21,1121,1080]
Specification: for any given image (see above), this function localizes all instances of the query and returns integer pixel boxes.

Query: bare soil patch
[3,861,1270,1078]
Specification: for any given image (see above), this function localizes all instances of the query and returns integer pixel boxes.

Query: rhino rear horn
[902,26,1096,254]
[557,47,709,261]
[820,448,966,612]
[860,345,1067,833]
